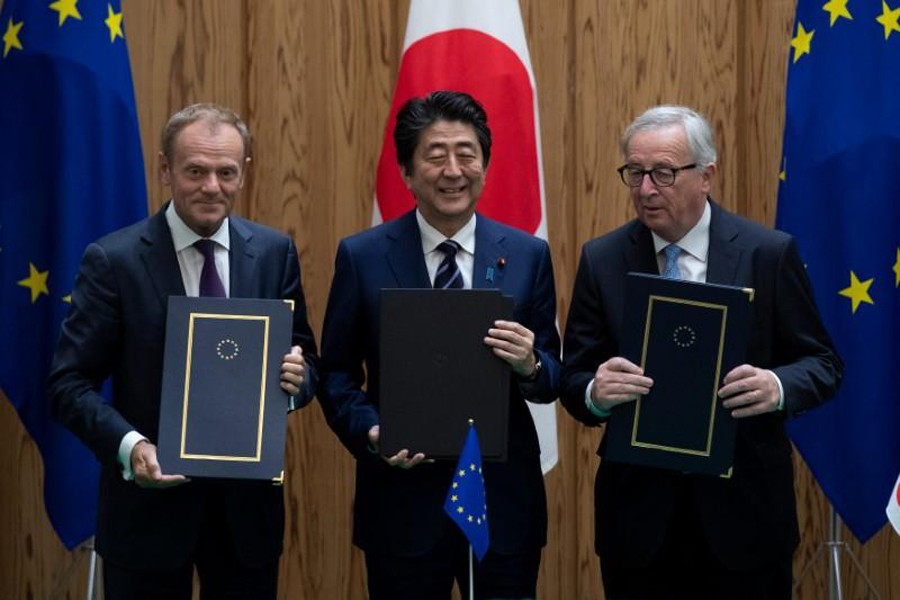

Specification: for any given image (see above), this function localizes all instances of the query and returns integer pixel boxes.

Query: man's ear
[158,151,171,185]
[399,164,413,190]
[700,162,717,193]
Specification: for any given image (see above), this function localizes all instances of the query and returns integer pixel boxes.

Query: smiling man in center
[318,90,562,600]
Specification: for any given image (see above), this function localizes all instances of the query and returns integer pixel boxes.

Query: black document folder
[157,297,293,482]
[604,273,753,476]
[379,289,513,460]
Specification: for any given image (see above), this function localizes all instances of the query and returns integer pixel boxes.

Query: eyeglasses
[617,163,697,187]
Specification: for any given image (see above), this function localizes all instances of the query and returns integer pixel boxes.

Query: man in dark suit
[318,90,561,600]
[561,105,842,599]
[48,103,318,599]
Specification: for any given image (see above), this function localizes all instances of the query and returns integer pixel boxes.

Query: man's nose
[639,171,657,194]
[443,156,462,177]
[200,173,221,193]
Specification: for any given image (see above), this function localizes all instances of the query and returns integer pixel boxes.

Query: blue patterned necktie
[662,244,682,280]
[194,239,226,297]
[433,240,463,289]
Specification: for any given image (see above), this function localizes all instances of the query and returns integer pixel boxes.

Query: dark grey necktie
[194,239,226,297]
[433,240,463,289]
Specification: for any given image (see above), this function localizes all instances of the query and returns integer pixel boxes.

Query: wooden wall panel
[517,2,577,598]
[736,0,793,225]
[3,1,900,598]
[0,395,91,600]
[126,0,248,213]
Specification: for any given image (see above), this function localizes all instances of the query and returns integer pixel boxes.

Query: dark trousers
[600,488,791,600]
[364,524,540,600]
[102,494,279,600]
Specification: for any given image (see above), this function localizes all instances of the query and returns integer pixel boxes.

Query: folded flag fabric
[776,0,900,542]
[0,0,147,548]
[444,424,490,561]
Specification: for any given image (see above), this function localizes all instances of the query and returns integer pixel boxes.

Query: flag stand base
[792,509,881,600]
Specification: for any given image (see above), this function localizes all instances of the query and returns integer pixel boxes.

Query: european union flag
[777,0,900,542]
[0,0,146,549]
[444,424,490,561]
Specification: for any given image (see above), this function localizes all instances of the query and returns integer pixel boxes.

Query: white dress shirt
[416,209,476,288]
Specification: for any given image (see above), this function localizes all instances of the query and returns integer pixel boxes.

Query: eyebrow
[425,140,477,151]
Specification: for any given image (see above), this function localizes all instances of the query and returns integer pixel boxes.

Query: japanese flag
[374,0,558,472]
[888,472,900,535]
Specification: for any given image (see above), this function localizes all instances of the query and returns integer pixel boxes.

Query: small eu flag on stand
[444,422,490,562]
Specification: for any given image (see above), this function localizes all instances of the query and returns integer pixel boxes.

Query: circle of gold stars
[448,463,489,526]
[216,338,240,360]
[673,325,696,348]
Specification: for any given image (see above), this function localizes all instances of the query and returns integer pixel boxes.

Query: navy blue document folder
[604,273,753,476]
[157,297,292,481]
[379,289,513,460]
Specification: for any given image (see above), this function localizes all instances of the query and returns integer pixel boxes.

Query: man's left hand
[719,364,779,417]
[280,345,306,395]
[484,320,537,378]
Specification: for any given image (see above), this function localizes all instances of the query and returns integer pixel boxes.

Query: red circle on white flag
[375,29,541,234]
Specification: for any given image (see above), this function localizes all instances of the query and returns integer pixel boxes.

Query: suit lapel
[385,211,431,288]
[706,202,742,285]
[229,218,256,297]
[138,206,185,309]
[625,221,660,275]
[473,216,506,290]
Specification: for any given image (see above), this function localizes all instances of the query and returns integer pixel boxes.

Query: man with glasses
[561,105,841,599]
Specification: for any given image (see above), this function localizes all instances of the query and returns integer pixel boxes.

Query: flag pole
[468,418,475,600]
[86,546,98,600]
[468,544,475,600]
[791,505,881,599]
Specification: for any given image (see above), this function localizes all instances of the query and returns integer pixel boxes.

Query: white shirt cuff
[766,369,786,411]
[118,430,148,481]
[584,380,612,418]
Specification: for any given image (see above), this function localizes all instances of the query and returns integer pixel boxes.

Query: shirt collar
[416,209,476,255]
[165,201,231,252]
[651,200,711,261]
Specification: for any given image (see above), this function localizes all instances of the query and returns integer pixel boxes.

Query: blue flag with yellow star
[777,0,900,542]
[0,0,146,549]
[444,424,490,561]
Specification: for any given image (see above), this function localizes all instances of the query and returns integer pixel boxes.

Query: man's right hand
[131,440,189,488]
[590,356,654,412]
[367,424,430,469]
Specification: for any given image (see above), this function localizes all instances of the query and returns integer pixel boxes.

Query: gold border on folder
[630,295,727,457]
[180,312,270,463]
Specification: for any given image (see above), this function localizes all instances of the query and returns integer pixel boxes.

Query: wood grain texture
[518,1,577,598]
[0,393,92,600]
[2,1,899,598]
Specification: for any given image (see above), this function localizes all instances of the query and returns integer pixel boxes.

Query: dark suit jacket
[318,210,561,556]
[561,200,842,571]
[48,204,318,571]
